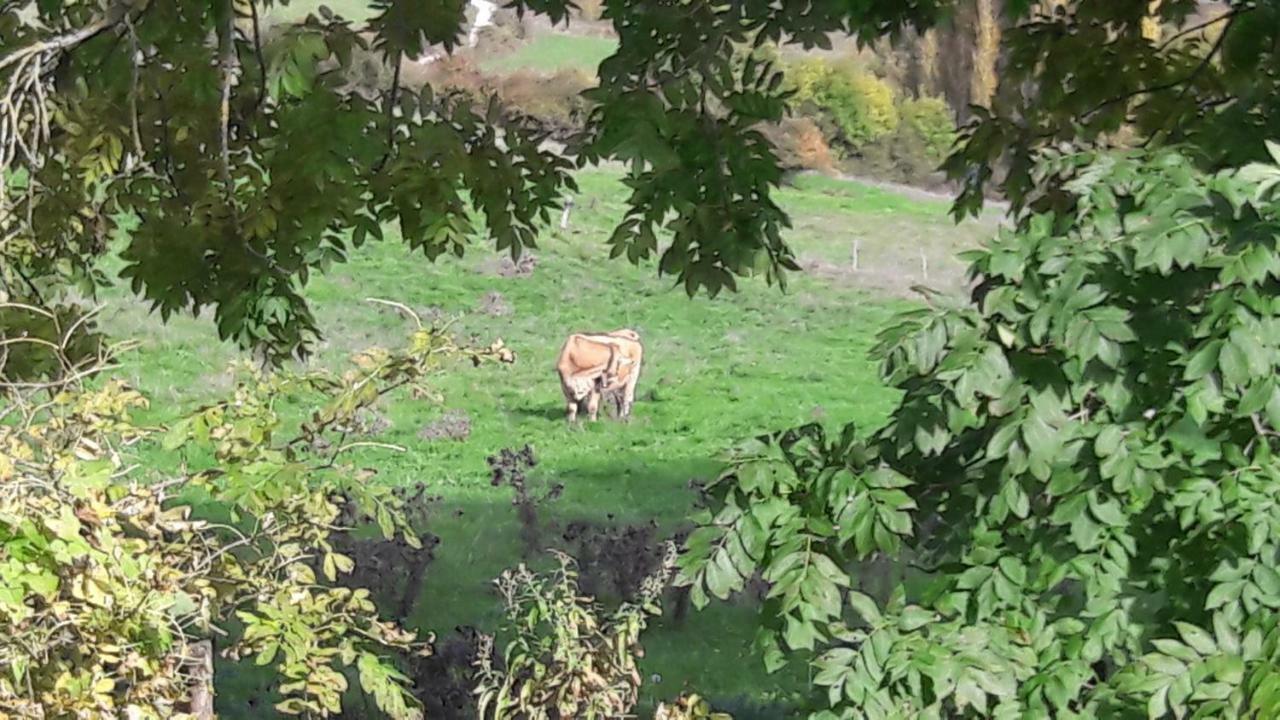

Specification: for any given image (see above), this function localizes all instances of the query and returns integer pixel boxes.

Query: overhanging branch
[0,5,127,74]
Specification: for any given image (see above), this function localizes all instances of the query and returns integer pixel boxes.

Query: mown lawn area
[98,167,996,715]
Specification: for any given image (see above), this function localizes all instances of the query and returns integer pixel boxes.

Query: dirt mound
[479,252,537,279]
[418,410,472,442]
[475,291,513,317]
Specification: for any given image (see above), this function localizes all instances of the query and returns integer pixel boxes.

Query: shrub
[575,0,605,21]
[898,95,956,161]
[498,68,594,138]
[0,301,515,718]
[413,55,492,101]
[760,117,836,173]
[838,95,957,187]
[787,59,898,149]
[473,547,677,720]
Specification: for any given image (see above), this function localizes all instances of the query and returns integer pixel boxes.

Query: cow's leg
[621,363,641,419]
[565,398,579,424]
[586,390,602,422]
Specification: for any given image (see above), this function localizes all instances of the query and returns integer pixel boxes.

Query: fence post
[850,239,860,271]
[919,248,929,281]
[560,196,575,230]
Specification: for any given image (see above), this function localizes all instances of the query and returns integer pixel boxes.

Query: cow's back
[556,334,614,377]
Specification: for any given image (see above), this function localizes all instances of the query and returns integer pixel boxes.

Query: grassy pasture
[99,168,997,714]
[478,33,618,74]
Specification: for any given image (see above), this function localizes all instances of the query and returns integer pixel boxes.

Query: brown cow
[554,329,644,423]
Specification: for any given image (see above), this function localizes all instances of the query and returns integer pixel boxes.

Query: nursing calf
[554,329,644,423]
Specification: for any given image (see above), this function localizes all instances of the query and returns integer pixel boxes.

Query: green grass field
[99,168,996,715]
[479,33,618,74]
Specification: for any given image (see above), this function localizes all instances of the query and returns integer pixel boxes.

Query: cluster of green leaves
[677,423,915,673]
[2,0,572,362]
[5,1,1277,360]
[0,302,513,717]
[681,143,1280,718]
[947,0,1280,218]
[473,547,676,720]
[0,0,969,360]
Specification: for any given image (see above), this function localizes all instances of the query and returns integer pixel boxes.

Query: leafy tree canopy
[681,142,1280,719]
[6,0,1274,361]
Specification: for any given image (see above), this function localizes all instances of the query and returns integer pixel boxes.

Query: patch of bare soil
[475,291,514,317]
[478,252,537,279]
[418,410,473,442]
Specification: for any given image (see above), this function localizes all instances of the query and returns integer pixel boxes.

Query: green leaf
[998,557,1027,586]
[1254,564,1280,597]
[898,605,935,632]
[1148,684,1170,720]
[1219,339,1250,388]
[1185,340,1222,381]
[847,591,882,624]
[1206,580,1244,610]
[1174,622,1217,656]
[1088,491,1127,527]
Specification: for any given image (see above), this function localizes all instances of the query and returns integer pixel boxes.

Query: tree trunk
[918,30,939,97]
[188,640,215,719]
[970,0,1002,108]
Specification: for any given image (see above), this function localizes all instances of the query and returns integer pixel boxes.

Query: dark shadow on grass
[507,404,567,421]
[214,455,783,720]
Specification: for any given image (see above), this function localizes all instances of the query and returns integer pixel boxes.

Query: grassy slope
[479,33,618,74]
[100,169,995,715]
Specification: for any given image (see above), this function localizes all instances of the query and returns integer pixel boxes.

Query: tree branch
[1156,5,1251,52]
[248,0,268,119]
[1141,13,1239,147]
[218,0,239,200]
[124,12,145,163]
[1081,12,1235,126]
[373,52,402,173]
[0,8,125,74]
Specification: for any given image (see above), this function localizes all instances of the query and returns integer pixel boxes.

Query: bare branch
[0,9,124,74]
[364,297,424,329]
[1156,5,1251,52]
[373,52,402,173]
[1083,11,1237,126]
[217,0,239,199]
[124,12,145,163]
[248,0,268,118]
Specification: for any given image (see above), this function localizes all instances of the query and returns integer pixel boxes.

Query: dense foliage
[948,0,1280,217]
[681,144,1280,717]
[0,302,512,717]
[6,1,1272,359]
